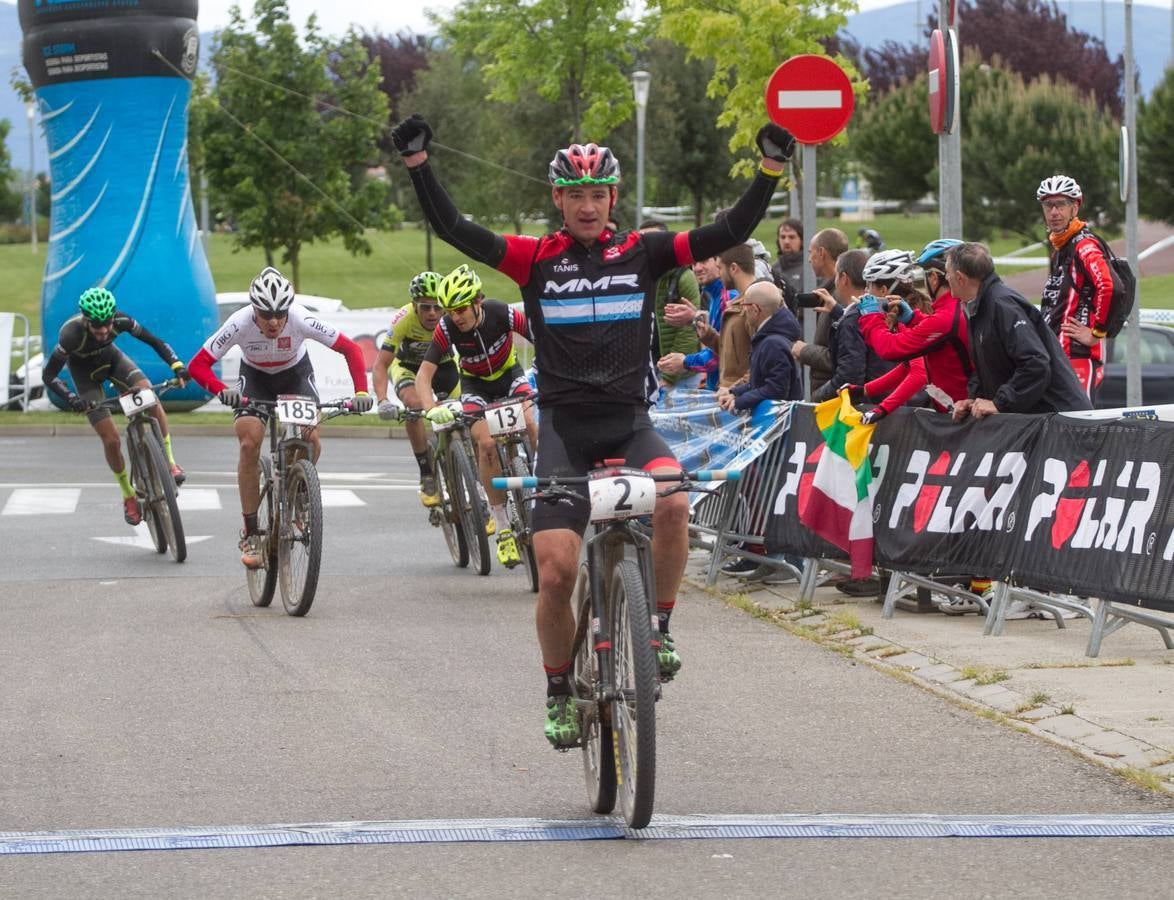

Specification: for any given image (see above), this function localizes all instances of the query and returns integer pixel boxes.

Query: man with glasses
[1037,175,1114,404]
[372,271,460,507]
[187,266,373,568]
[42,287,190,525]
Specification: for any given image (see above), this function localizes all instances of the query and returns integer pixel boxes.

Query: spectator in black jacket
[717,282,802,411]
[946,242,1092,419]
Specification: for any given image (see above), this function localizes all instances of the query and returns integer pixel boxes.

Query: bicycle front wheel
[508,449,539,594]
[610,558,657,829]
[278,458,323,617]
[128,427,166,555]
[247,455,278,608]
[450,439,490,576]
[433,440,469,568]
[573,563,616,814]
[140,427,186,563]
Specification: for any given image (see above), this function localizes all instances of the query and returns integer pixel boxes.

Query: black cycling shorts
[459,363,531,414]
[70,351,145,426]
[531,403,680,535]
[235,356,319,423]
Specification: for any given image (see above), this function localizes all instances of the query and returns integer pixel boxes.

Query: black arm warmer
[41,348,71,401]
[408,162,507,267]
[687,171,780,262]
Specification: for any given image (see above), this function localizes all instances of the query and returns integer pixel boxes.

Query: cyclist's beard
[778,250,804,269]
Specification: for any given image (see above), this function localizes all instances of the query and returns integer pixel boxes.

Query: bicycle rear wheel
[142,430,186,563]
[610,558,657,829]
[279,458,323,617]
[508,448,539,594]
[432,440,469,568]
[450,439,490,576]
[247,455,278,607]
[128,427,166,555]
[573,563,616,814]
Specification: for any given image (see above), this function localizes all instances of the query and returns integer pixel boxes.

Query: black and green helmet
[78,287,116,324]
[409,271,442,300]
[436,265,482,310]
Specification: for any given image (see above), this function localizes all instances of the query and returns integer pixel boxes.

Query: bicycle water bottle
[20,0,216,408]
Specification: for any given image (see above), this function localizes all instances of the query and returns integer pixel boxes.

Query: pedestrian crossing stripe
[2,488,81,516]
[0,488,372,516]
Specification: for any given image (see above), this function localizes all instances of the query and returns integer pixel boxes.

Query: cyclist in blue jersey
[391,113,795,747]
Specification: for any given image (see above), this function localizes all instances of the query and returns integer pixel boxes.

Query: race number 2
[588,474,656,523]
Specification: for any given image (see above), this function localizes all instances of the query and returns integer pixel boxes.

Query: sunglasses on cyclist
[414,302,441,313]
[255,309,288,321]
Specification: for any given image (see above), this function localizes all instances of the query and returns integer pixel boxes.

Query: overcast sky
[190,0,913,38]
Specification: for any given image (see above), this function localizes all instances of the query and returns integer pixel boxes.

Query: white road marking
[93,530,214,548]
[176,489,221,511]
[2,488,80,516]
[321,489,365,507]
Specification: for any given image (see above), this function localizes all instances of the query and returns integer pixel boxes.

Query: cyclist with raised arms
[416,264,537,569]
[186,267,373,568]
[41,287,190,525]
[391,112,794,747]
[371,271,460,507]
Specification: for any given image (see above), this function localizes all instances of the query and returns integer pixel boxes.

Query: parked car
[1095,323,1174,410]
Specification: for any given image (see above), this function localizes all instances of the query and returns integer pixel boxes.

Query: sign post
[765,55,855,398]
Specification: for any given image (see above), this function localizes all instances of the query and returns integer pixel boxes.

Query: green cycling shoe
[544,694,580,748]
[655,630,681,681]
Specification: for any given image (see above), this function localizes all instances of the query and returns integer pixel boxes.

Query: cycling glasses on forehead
[414,302,441,313]
[255,309,288,321]
[552,176,619,187]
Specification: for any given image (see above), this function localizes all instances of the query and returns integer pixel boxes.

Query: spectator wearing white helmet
[187,266,374,569]
[1037,175,1114,403]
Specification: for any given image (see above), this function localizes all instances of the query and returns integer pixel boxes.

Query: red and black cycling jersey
[1041,228,1113,364]
[405,160,780,408]
[42,312,179,403]
[423,299,530,381]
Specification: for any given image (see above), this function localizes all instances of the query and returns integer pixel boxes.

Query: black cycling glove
[392,114,433,157]
[756,123,797,163]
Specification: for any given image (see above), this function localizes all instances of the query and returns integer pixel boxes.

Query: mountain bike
[493,463,739,829]
[484,394,538,592]
[93,379,186,563]
[242,394,355,616]
[403,403,491,576]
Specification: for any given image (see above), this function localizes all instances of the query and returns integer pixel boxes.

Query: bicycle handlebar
[89,378,183,411]
[239,396,357,421]
[490,468,740,492]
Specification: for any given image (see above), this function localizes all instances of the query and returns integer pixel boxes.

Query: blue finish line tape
[4,814,1174,855]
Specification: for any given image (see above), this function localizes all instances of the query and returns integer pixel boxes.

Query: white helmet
[249,266,295,314]
[862,249,916,286]
[1036,175,1082,202]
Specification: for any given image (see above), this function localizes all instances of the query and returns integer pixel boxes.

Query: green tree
[199,0,395,287]
[963,62,1119,241]
[848,55,1118,241]
[439,0,648,142]
[653,0,861,178]
[0,119,22,222]
[399,48,561,233]
[637,39,735,225]
[1138,66,1174,226]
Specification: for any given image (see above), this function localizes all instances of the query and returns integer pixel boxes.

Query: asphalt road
[2,435,1173,898]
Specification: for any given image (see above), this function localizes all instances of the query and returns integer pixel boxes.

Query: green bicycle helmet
[409,271,442,300]
[78,287,116,324]
[436,265,482,310]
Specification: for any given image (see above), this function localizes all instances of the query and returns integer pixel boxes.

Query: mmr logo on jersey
[543,274,640,294]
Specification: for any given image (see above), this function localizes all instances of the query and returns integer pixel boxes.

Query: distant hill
[1,0,1171,176]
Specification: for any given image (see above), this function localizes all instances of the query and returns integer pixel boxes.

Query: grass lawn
[3,213,1171,336]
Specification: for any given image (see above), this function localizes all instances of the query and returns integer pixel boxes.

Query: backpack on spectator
[1062,230,1137,339]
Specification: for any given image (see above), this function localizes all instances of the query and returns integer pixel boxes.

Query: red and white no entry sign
[764,55,855,145]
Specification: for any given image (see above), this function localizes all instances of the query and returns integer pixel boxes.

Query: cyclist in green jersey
[372,272,460,506]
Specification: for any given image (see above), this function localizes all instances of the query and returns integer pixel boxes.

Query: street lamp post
[631,70,651,226]
[26,102,37,254]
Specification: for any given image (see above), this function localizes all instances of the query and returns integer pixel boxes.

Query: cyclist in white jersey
[188,267,373,567]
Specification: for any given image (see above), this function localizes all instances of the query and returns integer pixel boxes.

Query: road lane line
[2,488,80,516]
